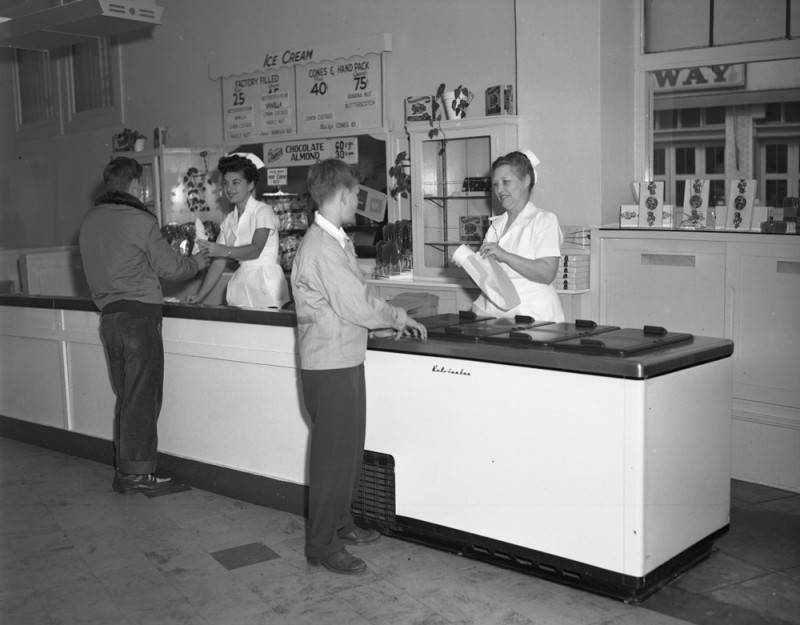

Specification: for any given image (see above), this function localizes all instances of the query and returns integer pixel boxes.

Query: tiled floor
[1,435,798,625]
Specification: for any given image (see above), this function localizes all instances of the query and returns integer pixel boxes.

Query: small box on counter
[620,204,639,228]
[459,215,490,242]
[678,179,710,229]
[638,180,665,228]
[404,95,435,122]
[485,85,514,115]
[725,179,756,231]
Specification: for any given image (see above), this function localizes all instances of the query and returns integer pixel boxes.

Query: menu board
[264,137,359,167]
[295,53,382,134]
[223,67,296,141]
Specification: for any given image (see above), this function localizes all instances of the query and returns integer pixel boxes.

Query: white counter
[0,296,733,600]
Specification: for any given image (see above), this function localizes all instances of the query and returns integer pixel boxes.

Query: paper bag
[452,244,520,311]
[192,217,208,255]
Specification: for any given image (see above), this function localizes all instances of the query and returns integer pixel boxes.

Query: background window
[70,39,113,113]
[14,49,56,126]
[13,37,122,136]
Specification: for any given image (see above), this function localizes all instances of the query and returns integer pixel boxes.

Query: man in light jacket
[291,159,426,574]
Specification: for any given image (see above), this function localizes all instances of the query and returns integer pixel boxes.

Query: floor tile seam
[736,494,800,509]
[714,549,793,576]
[686,565,795,596]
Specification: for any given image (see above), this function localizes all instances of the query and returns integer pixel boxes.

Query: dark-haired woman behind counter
[188,153,289,309]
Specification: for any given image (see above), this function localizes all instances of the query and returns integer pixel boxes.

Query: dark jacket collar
[93,190,150,214]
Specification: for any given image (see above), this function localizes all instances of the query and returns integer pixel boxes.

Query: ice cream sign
[213,34,389,143]
[264,137,359,167]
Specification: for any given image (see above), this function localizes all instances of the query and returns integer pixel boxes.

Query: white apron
[218,197,289,309]
[471,202,565,323]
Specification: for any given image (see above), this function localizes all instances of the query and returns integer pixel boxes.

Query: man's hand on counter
[369,318,427,341]
[401,318,427,341]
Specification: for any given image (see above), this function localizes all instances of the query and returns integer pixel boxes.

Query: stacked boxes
[556,251,590,291]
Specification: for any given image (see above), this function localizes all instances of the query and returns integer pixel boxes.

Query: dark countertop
[1,294,733,379]
[0,294,296,327]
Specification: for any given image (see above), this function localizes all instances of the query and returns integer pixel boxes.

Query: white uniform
[217,196,289,309]
[471,201,565,322]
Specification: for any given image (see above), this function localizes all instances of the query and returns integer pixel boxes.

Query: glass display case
[112,147,226,227]
[407,117,518,279]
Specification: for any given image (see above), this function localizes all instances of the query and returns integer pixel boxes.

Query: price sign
[264,137,359,168]
[223,67,295,141]
[333,137,357,161]
[296,53,382,135]
[266,168,288,186]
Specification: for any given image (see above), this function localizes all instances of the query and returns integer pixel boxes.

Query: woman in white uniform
[189,154,289,309]
[471,150,565,322]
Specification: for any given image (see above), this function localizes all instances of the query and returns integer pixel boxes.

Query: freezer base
[371,515,727,603]
[350,450,729,603]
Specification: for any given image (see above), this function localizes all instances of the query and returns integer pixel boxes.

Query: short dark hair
[103,157,143,192]
[492,151,536,192]
[218,154,259,184]
[306,159,359,206]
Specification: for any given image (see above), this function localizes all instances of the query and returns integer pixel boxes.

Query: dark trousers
[100,312,164,475]
[301,364,366,559]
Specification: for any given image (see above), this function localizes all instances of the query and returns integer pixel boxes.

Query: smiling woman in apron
[189,153,289,309]
[470,149,565,322]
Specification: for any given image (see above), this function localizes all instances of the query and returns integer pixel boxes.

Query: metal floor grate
[351,450,396,527]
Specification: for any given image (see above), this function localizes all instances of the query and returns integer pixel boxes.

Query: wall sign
[223,67,295,141]
[296,53,382,134]
[651,64,746,94]
[214,34,389,143]
[264,137,359,167]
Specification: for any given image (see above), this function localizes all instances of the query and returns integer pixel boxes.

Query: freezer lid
[429,315,551,341]
[487,319,620,346]
[414,311,492,331]
[553,326,693,356]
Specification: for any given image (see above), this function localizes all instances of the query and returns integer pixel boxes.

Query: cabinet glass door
[419,134,494,277]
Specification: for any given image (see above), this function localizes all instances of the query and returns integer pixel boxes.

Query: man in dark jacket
[79,157,209,494]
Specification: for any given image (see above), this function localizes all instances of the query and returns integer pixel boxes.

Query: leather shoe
[307,549,367,575]
[112,472,174,494]
[338,526,381,545]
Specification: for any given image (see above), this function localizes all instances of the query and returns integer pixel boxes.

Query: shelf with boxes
[407,116,518,279]
[262,191,310,272]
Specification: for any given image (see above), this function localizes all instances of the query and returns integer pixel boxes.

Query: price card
[266,168,288,187]
[332,137,357,161]
[296,53,382,134]
[223,67,295,141]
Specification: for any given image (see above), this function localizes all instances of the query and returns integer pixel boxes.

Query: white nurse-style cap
[228,152,265,169]
[520,149,540,184]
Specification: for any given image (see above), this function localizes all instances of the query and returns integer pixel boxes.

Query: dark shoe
[112,472,174,494]
[307,549,367,575]
[338,526,381,545]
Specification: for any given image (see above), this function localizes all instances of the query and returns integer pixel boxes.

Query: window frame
[11,36,124,139]
[634,2,799,186]
[62,37,123,135]
[11,47,61,140]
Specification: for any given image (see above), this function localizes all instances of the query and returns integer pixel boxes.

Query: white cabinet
[591,229,800,492]
[726,241,800,410]
[407,116,518,280]
[596,235,726,335]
